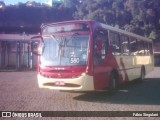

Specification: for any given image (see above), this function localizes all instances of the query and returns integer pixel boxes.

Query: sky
[1,0,53,5]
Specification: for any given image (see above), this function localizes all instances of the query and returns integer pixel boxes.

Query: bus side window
[144,42,149,55]
[94,29,108,65]
[138,40,145,56]
[130,37,138,55]
[149,43,153,55]
[121,35,130,55]
[109,32,121,55]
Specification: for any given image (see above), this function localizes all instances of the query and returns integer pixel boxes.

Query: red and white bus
[33,20,154,91]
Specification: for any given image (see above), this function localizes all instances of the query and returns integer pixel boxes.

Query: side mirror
[31,36,43,55]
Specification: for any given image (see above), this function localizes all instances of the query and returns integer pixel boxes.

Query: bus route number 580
[70,57,80,64]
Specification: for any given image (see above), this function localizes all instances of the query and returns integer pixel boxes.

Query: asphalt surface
[0,67,160,120]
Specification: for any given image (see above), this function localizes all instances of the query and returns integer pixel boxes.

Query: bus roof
[41,20,152,43]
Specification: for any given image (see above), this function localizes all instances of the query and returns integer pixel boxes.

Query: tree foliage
[74,0,160,40]
[0,0,160,40]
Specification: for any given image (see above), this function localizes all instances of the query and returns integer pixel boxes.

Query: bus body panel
[114,55,154,82]
[93,65,111,90]
[37,74,94,91]
[93,48,120,90]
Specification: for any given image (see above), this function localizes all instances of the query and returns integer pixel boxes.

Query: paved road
[0,68,160,119]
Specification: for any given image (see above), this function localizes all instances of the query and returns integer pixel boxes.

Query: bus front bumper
[37,74,95,91]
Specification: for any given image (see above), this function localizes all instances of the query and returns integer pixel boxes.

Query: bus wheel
[108,73,118,94]
[139,67,145,82]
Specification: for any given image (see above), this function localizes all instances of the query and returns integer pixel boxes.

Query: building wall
[0,34,39,70]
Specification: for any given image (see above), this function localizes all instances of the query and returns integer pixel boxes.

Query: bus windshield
[40,33,89,67]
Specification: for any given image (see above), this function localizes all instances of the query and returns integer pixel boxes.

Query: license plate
[55,81,65,86]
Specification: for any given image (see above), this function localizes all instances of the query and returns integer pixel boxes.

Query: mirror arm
[31,35,42,56]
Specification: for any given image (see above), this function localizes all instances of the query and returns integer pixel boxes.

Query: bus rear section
[107,30,154,85]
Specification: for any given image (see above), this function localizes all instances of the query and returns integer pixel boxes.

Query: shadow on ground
[73,78,160,105]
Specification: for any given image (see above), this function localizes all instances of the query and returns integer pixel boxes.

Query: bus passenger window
[121,35,129,55]
[130,38,138,55]
[138,40,145,56]
[110,32,121,55]
[149,43,153,55]
[94,30,108,65]
[144,42,149,55]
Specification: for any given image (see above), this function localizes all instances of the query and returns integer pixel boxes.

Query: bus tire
[139,66,145,82]
[108,72,118,94]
